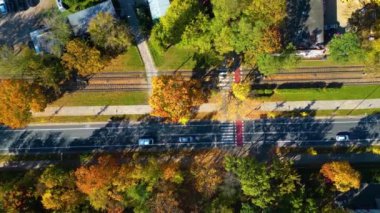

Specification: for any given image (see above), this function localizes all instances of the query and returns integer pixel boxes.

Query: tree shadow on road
[245,103,334,160]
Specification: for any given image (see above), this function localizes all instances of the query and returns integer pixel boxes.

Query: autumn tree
[149,74,206,124]
[232,82,251,101]
[61,39,104,76]
[190,149,225,199]
[75,155,163,212]
[39,165,84,211]
[0,171,42,212]
[148,184,183,213]
[320,161,361,192]
[0,80,47,128]
[225,156,300,209]
[88,12,131,54]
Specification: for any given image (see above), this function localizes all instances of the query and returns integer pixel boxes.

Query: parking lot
[0,0,54,46]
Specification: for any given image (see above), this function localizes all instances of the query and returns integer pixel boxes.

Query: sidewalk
[121,0,158,92]
[33,99,380,117]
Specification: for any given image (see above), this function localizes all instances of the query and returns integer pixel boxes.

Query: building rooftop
[148,0,170,20]
[30,28,57,55]
[67,0,116,36]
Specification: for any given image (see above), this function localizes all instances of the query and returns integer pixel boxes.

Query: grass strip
[51,91,149,106]
[31,114,147,124]
[256,85,380,101]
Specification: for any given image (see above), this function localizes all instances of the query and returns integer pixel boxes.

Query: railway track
[64,67,375,92]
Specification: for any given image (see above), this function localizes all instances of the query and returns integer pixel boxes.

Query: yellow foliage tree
[61,39,104,76]
[232,82,251,101]
[149,74,206,123]
[0,80,47,128]
[320,161,361,192]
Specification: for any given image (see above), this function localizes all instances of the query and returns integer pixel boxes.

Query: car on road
[178,136,194,143]
[336,132,350,142]
[138,138,154,146]
[56,0,65,11]
[0,0,8,16]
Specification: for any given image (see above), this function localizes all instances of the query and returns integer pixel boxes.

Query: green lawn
[103,46,144,72]
[258,85,380,101]
[315,108,380,117]
[150,44,197,71]
[51,91,149,106]
[295,59,363,68]
[32,114,145,123]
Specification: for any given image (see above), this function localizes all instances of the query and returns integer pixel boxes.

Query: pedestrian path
[119,0,158,92]
[260,99,380,111]
[33,99,380,117]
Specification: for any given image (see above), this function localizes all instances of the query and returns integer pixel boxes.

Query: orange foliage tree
[149,74,206,124]
[0,80,47,128]
[190,149,224,198]
[320,161,361,192]
[61,39,104,76]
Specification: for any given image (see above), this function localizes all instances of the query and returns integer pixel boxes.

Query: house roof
[30,28,57,55]
[148,0,170,20]
[67,0,116,36]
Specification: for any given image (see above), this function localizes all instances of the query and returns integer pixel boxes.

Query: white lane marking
[1,119,373,132]
[1,123,236,132]
[0,142,236,151]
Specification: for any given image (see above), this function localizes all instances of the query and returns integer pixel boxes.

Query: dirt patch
[0,0,54,47]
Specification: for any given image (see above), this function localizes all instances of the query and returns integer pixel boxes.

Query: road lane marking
[0,142,237,151]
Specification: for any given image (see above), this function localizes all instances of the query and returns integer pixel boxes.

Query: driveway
[0,0,54,47]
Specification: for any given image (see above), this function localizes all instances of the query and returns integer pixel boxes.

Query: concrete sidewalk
[32,104,218,117]
[260,99,380,111]
[32,99,380,117]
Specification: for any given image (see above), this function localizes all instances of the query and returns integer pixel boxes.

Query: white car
[336,133,350,142]
[0,0,7,16]
[178,136,194,143]
[56,0,66,11]
[138,138,154,146]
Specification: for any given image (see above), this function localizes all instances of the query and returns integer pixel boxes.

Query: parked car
[336,132,350,142]
[138,138,154,146]
[0,0,8,16]
[178,136,194,143]
[56,0,65,11]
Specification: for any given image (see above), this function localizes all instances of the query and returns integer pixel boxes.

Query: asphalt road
[0,116,379,153]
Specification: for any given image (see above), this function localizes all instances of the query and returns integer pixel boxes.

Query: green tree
[224,156,300,209]
[61,39,104,76]
[257,44,299,75]
[179,0,286,66]
[365,39,380,71]
[43,9,72,56]
[328,33,364,63]
[150,0,201,51]
[88,12,131,54]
